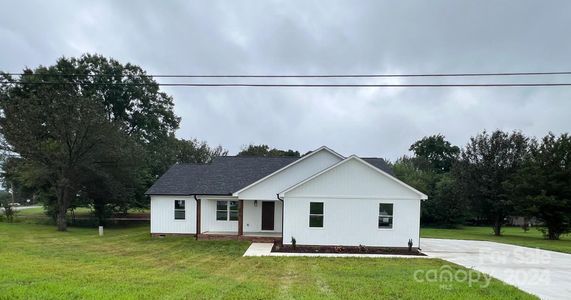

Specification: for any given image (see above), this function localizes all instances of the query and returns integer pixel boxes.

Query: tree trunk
[55,179,73,232]
[56,206,67,231]
[94,199,106,227]
[492,216,502,236]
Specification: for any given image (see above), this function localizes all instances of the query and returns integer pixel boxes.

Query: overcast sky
[2,1,571,160]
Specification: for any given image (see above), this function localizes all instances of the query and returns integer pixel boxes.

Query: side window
[174,200,186,220]
[309,202,324,228]
[378,203,393,228]
[216,201,228,221]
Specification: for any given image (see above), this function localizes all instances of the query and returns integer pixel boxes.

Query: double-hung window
[309,202,324,228]
[174,200,186,220]
[378,203,393,228]
[216,200,239,221]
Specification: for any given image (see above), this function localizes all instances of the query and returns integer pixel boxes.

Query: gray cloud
[2,0,571,160]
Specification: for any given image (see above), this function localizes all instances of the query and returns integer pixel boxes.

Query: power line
[3,80,571,88]
[4,71,571,78]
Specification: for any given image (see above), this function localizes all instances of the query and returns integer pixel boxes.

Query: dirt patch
[272,243,425,256]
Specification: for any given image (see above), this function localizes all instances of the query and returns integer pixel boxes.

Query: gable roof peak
[309,146,345,158]
[279,154,427,200]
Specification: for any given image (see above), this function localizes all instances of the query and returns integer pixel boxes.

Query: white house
[146,146,427,248]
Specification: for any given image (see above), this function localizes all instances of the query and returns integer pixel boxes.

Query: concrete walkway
[421,238,571,300]
[243,242,274,256]
[243,242,429,258]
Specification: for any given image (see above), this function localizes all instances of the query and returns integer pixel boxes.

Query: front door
[261,201,275,230]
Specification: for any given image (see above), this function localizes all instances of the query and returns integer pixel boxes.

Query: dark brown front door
[261,201,275,230]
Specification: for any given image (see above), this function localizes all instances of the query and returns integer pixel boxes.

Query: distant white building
[146,146,427,248]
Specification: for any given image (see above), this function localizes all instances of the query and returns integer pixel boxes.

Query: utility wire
[3,80,571,88]
[4,71,571,78]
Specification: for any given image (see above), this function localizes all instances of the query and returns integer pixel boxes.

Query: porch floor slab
[197,233,282,243]
[243,232,282,237]
[202,231,282,237]
[242,243,431,258]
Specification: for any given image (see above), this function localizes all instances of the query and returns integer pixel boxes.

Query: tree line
[0,54,226,230]
[394,132,571,240]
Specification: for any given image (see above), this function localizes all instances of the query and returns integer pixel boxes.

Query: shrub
[291,237,296,249]
[1,204,17,223]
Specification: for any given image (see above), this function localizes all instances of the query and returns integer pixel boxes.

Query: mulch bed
[272,243,426,256]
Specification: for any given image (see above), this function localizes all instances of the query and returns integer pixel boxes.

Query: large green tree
[4,54,181,177]
[0,83,131,230]
[456,130,529,236]
[409,134,460,173]
[393,156,432,196]
[1,54,232,228]
[0,54,184,229]
[509,133,571,240]
[395,135,465,227]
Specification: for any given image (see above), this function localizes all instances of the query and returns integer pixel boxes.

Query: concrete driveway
[421,238,571,300]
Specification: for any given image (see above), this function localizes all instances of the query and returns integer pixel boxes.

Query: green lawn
[11,206,45,216]
[15,206,149,217]
[421,226,571,254]
[13,207,96,221]
[0,223,534,299]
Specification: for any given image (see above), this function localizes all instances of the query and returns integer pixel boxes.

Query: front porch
[196,197,283,242]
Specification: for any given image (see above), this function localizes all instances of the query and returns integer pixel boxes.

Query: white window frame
[216,200,239,221]
[174,200,186,220]
[309,202,324,228]
[378,203,394,230]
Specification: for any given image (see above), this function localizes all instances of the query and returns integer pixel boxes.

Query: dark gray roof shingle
[146,155,393,195]
[362,158,394,176]
[145,156,299,195]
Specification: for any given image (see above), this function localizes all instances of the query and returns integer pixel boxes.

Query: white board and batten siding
[150,195,196,234]
[282,157,424,248]
[235,148,343,200]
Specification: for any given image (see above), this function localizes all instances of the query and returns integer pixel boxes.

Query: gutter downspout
[194,195,201,240]
[418,199,422,251]
[276,194,284,245]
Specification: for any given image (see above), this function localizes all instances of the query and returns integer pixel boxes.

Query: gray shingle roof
[146,155,393,195]
[362,158,394,176]
[145,156,299,195]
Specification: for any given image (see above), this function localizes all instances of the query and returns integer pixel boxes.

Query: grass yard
[0,223,534,299]
[15,207,149,218]
[10,206,46,216]
[421,226,571,254]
